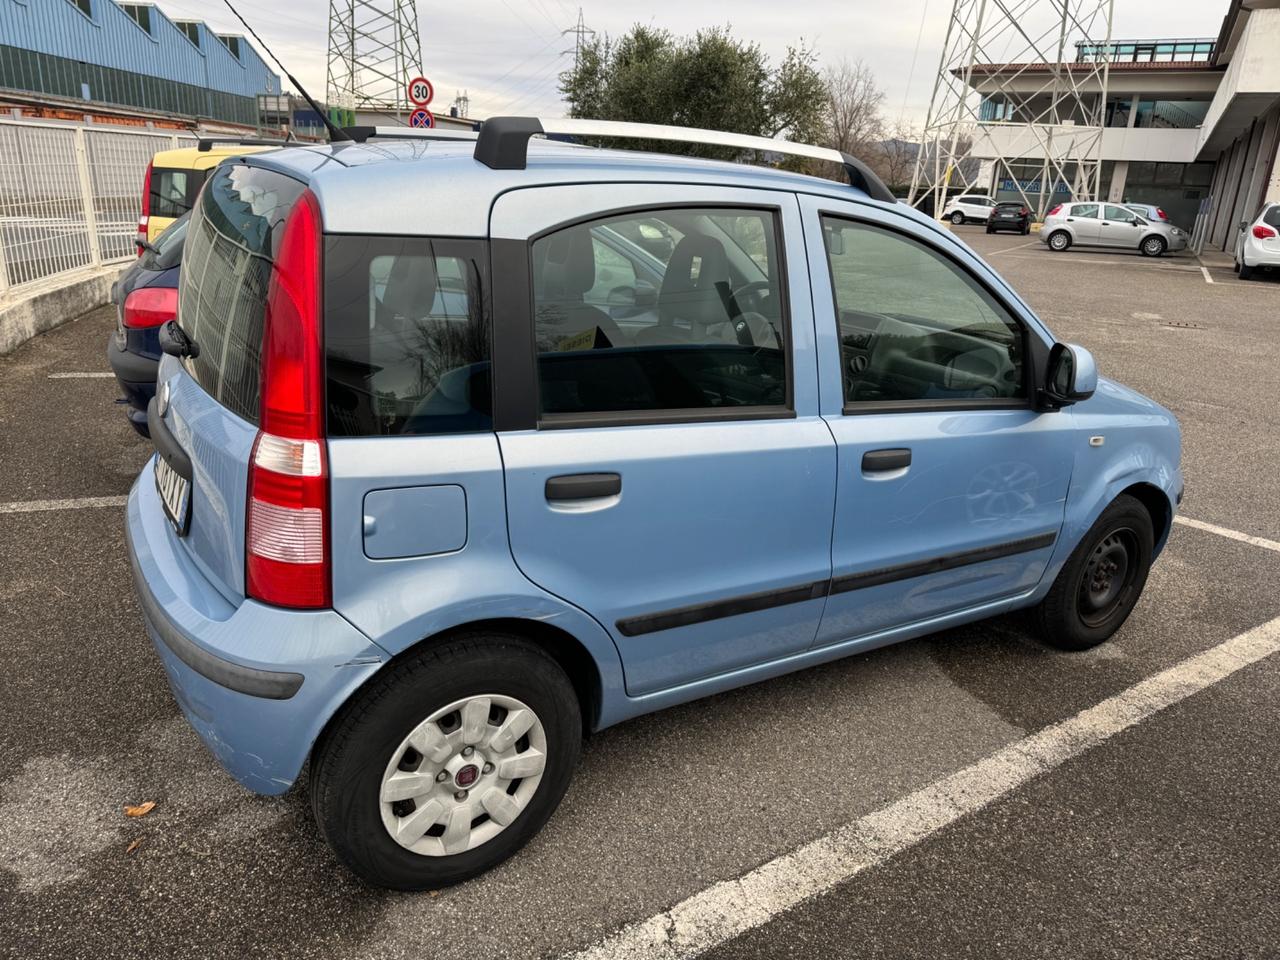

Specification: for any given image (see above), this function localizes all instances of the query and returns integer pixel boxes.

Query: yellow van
[138,143,276,247]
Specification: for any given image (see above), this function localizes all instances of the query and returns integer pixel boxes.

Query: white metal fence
[0,118,197,296]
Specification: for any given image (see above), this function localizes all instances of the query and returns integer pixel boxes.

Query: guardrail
[0,118,197,297]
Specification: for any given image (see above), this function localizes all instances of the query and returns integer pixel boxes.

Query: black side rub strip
[617,580,829,638]
[615,533,1058,637]
[829,532,1058,595]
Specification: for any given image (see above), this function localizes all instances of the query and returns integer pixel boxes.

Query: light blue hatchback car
[127,118,1182,889]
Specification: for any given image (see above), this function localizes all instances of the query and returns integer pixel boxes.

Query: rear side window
[149,168,195,219]
[530,206,789,420]
[178,164,305,424]
[1072,204,1099,219]
[325,237,490,436]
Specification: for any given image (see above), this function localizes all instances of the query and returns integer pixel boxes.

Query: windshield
[142,212,190,270]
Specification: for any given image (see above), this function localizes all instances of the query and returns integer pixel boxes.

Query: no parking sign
[409,108,435,129]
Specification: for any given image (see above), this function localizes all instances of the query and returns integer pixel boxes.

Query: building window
[119,3,152,34]
[175,21,201,48]
[216,34,242,60]
[64,0,93,19]
[1132,99,1210,130]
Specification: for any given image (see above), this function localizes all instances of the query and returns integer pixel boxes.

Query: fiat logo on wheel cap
[454,764,480,789]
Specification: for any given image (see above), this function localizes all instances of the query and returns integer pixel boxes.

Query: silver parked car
[1041,201,1187,257]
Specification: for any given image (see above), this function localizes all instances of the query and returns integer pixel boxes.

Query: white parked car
[1234,203,1279,281]
[941,194,996,225]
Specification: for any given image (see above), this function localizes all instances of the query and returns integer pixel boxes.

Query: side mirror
[1044,342,1096,407]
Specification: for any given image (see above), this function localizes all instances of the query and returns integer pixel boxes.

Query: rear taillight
[1019,208,1028,216]
[246,189,329,609]
[122,286,178,328]
[1157,208,1168,220]
[1253,224,1278,240]
[1047,204,1062,217]
[137,161,153,256]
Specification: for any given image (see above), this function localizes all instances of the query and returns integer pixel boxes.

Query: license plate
[155,454,191,536]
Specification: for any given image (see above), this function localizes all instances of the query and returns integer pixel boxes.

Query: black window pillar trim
[489,236,538,432]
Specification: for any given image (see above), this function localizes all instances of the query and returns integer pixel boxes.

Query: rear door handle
[862,448,911,473]
[545,472,622,501]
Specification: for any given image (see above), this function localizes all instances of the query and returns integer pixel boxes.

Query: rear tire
[1032,494,1154,651]
[1240,261,1256,281]
[1140,236,1166,258]
[1048,231,1071,252]
[985,225,994,234]
[1022,224,1031,235]
[951,211,965,225]
[311,632,582,890]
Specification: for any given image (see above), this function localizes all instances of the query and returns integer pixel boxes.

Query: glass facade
[0,43,259,125]
[1075,39,1216,63]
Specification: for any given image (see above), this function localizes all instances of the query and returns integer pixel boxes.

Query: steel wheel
[379,694,547,857]
[1076,527,1140,629]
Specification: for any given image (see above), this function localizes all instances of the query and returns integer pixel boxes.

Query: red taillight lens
[1047,204,1062,217]
[246,189,329,610]
[1019,208,1028,216]
[1157,209,1168,220]
[137,161,153,256]
[122,286,178,328]
[1253,224,1278,240]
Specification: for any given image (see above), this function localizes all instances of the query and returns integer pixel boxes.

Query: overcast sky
[157,0,1227,126]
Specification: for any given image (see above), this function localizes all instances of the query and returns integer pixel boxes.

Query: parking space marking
[1175,515,1280,554]
[565,614,1280,960]
[999,254,1202,271]
[1198,265,1215,285]
[46,372,115,379]
[0,495,128,514]
[984,240,1041,257]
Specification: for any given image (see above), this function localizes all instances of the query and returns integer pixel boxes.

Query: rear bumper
[107,338,157,437]
[126,460,389,794]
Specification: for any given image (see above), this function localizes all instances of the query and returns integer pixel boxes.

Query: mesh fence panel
[0,120,196,291]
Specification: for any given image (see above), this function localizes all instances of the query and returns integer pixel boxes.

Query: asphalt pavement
[1,230,1278,959]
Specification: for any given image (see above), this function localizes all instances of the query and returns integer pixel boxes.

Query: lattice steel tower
[909,0,1115,220]
[326,0,423,121]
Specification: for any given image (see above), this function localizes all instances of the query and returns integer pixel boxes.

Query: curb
[0,265,123,356]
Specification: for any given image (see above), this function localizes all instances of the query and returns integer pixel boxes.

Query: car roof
[239,138,919,237]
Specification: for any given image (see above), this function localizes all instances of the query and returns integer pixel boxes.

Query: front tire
[1032,494,1154,651]
[1048,230,1072,252]
[951,211,965,225]
[311,633,582,890]
[1140,236,1166,258]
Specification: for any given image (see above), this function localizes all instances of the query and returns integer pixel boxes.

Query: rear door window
[149,168,195,219]
[325,237,490,436]
[1072,204,1099,219]
[178,164,305,424]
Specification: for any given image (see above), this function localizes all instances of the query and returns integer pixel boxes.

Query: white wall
[971,124,1200,163]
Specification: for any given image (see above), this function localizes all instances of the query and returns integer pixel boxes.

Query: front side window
[1105,204,1137,222]
[325,237,490,436]
[530,207,789,419]
[820,217,1025,406]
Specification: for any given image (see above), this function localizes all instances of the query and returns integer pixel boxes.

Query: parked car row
[116,121,1184,892]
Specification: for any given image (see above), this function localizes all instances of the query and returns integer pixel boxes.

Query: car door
[1099,204,1145,248]
[800,195,1075,647]
[1064,203,1101,245]
[492,184,837,697]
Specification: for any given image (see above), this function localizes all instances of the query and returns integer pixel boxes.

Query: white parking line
[1175,515,1280,554]
[984,239,1041,257]
[566,613,1280,960]
[0,495,128,514]
[46,372,115,379]
[1199,266,1215,285]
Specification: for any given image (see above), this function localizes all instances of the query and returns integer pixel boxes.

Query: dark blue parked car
[107,212,188,437]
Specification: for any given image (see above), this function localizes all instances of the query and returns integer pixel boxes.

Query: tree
[871,123,921,193]
[822,59,885,157]
[559,26,826,161]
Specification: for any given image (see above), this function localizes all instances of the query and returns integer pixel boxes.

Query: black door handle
[862,448,911,472]
[545,473,622,500]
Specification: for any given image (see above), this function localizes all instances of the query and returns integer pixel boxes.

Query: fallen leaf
[126,838,142,854]
[124,801,156,818]
[428,890,440,898]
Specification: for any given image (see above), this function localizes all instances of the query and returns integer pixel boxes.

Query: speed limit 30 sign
[407,76,434,107]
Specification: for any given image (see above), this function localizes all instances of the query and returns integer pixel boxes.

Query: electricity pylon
[326,0,424,122]
[908,0,1115,220]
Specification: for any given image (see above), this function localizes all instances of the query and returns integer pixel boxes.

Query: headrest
[539,227,596,299]
[381,253,439,319]
[658,233,731,327]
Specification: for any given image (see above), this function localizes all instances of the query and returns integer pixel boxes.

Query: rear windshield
[141,211,190,270]
[1265,206,1280,229]
[325,237,491,436]
[178,164,305,424]
[150,167,200,220]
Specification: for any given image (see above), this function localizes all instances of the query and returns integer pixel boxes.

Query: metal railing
[0,118,196,296]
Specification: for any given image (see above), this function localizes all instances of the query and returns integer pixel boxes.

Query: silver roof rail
[472,117,897,204]
[342,125,479,143]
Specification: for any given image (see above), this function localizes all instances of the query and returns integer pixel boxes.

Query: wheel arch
[1118,480,1173,553]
